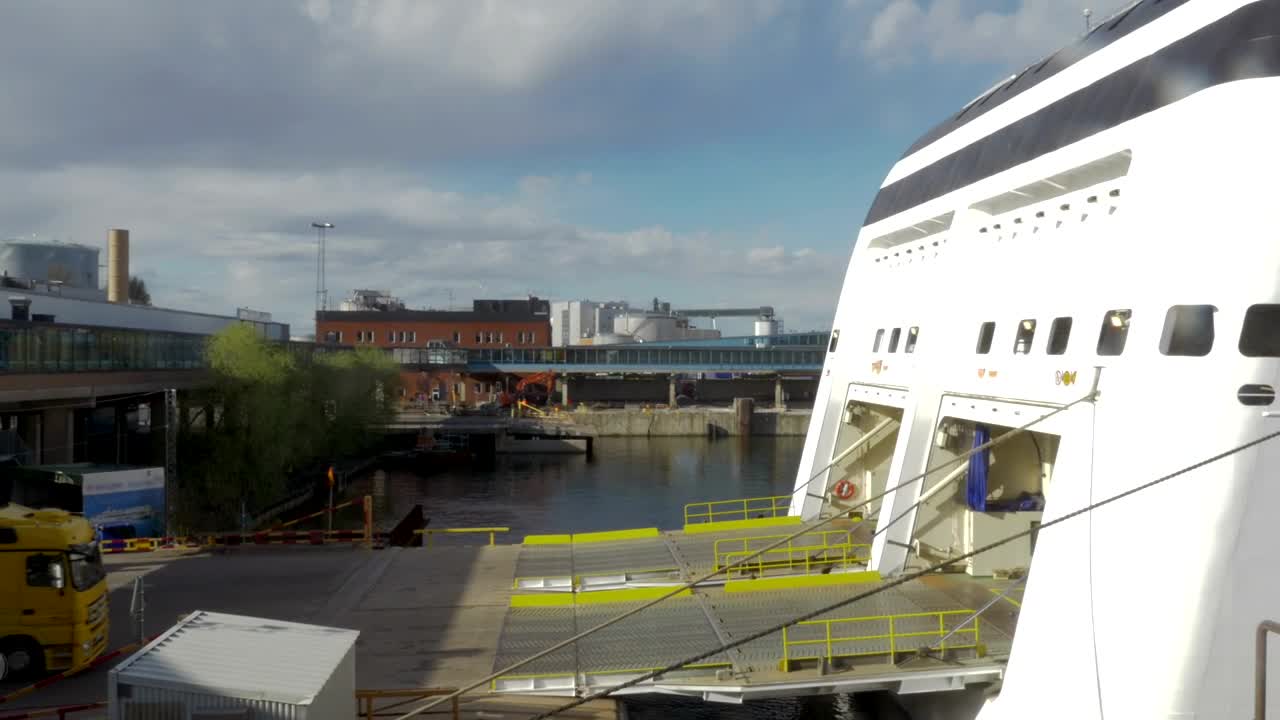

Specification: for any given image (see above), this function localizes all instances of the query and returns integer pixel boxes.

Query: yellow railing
[413,527,510,546]
[683,494,791,525]
[781,610,980,671]
[712,530,854,571]
[721,544,870,578]
[356,688,458,720]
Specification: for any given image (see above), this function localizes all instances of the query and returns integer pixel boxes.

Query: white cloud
[857,0,1133,70]
[0,165,842,333]
[312,0,784,92]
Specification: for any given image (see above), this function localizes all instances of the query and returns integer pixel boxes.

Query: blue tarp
[967,425,990,511]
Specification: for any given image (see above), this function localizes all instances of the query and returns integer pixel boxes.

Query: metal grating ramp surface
[514,545,574,582]
[571,538,679,578]
[493,607,578,677]
[575,599,729,675]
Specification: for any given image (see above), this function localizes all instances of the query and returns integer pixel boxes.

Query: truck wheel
[0,638,45,680]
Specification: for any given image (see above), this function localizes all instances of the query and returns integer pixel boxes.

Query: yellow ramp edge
[523,534,573,545]
[510,593,577,608]
[510,587,691,607]
[683,516,803,534]
[575,587,690,605]
[723,570,882,594]
[572,527,660,543]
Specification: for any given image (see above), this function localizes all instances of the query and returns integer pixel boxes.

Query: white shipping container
[108,611,359,720]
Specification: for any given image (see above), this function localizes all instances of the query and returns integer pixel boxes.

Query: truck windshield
[68,543,105,591]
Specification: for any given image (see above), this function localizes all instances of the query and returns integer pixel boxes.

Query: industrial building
[316,290,551,349]
[0,229,289,340]
[317,290,554,407]
[550,298,782,346]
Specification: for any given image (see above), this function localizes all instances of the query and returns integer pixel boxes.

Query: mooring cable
[525,427,1280,719]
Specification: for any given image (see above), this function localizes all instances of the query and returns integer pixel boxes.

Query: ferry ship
[789,0,1280,717]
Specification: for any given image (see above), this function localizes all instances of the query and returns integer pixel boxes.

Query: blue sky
[0,0,1128,336]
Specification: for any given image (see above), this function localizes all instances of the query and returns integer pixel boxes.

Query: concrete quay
[0,544,619,719]
[388,407,813,438]
[569,407,811,437]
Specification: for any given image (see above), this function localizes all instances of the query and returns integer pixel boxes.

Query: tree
[128,276,151,305]
[175,325,401,530]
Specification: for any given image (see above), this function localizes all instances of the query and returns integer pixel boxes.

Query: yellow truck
[0,503,109,680]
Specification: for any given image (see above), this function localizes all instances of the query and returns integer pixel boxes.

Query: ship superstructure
[790,1,1280,716]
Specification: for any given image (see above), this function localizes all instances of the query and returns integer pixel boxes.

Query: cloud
[0,164,842,333]
[857,0,1132,70]
[0,0,798,172]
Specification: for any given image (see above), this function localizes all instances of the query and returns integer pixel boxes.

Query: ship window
[1014,319,1036,354]
[905,327,919,353]
[1047,317,1073,355]
[872,329,884,352]
[1240,304,1280,357]
[888,328,902,353]
[1160,305,1216,356]
[976,322,996,354]
[1097,309,1132,356]
[828,330,840,353]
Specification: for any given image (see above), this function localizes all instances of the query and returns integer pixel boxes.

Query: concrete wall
[565,377,819,405]
[570,408,810,437]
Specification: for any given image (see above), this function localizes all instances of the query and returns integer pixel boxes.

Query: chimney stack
[107,228,129,303]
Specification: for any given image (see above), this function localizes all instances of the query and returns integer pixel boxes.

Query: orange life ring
[833,479,857,500]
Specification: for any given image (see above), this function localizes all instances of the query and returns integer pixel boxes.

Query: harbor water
[349,437,894,719]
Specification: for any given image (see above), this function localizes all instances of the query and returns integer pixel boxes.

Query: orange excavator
[499,370,557,407]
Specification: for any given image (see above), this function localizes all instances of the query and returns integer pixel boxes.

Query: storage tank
[593,332,635,346]
[0,240,100,289]
[754,317,780,347]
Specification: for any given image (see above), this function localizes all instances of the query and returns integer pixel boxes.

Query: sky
[0,0,1130,337]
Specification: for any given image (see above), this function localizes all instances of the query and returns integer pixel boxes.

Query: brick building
[316,295,552,406]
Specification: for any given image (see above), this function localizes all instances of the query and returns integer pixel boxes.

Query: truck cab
[0,503,109,680]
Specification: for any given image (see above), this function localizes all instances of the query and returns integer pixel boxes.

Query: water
[355,436,804,537]
[347,437,897,719]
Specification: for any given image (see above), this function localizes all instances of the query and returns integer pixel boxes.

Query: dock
[0,505,1019,717]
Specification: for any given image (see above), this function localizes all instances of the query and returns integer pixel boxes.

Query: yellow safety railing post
[938,614,946,654]
[781,626,790,672]
[825,622,833,668]
[889,616,897,660]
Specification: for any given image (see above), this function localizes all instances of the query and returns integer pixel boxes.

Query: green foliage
[176,325,400,529]
[128,276,151,306]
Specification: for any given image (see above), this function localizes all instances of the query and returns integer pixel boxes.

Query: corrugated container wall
[108,611,358,720]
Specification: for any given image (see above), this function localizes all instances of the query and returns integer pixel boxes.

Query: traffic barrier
[0,634,161,705]
[102,495,378,553]
[269,497,364,530]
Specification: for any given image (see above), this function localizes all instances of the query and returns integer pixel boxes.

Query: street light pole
[311,222,334,313]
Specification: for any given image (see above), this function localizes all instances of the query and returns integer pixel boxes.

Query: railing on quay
[780,610,982,672]
[413,527,510,547]
[356,688,459,720]
[683,495,792,526]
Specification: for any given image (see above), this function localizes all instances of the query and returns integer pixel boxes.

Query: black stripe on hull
[900,0,1192,160]
[866,1,1280,227]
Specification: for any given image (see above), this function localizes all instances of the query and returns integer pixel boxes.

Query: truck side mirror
[49,560,65,590]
